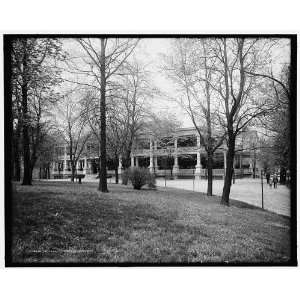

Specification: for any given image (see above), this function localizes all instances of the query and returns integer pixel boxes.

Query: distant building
[50,127,262,179]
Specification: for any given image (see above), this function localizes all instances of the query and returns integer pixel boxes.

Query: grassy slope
[10,181,290,263]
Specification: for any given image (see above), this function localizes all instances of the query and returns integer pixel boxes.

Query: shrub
[128,167,148,190]
[127,167,156,190]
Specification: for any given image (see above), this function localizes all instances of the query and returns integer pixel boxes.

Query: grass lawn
[9,181,291,264]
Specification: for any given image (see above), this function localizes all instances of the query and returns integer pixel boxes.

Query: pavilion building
[51,127,261,179]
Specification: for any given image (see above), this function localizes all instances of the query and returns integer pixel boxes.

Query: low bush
[127,167,156,190]
[128,167,148,190]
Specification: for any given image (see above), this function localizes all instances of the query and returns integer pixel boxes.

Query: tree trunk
[115,168,119,184]
[204,46,214,197]
[221,134,236,205]
[13,120,21,181]
[124,146,132,169]
[21,67,32,185]
[71,166,75,182]
[207,150,213,196]
[252,151,256,178]
[98,38,108,192]
[14,148,21,181]
[29,164,34,183]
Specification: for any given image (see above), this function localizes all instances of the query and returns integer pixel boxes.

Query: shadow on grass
[11,183,212,263]
[10,181,291,264]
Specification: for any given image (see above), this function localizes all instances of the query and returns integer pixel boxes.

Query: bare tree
[11,81,22,181]
[162,38,225,196]
[36,132,57,179]
[69,38,139,192]
[110,60,155,168]
[209,38,282,205]
[80,58,152,183]
[106,115,126,184]
[56,95,90,182]
[255,65,291,183]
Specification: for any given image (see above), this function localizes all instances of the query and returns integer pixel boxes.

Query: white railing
[176,169,193,176]
[155,169,173,176]
[133,146,200,156]
[177,146,198,154]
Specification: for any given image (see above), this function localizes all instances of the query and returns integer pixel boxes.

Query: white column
[52,162,56,178]
[131,155,135,167]
[223,151,227,179]
[118,155,123,175]
[239,154,242,169]
[154,141,158,172]
[224,151,227,169]
[83,144,88,174]
[149,139,154,173]
[83,156,87,174]
[195,135,201,179]
[172,137,179,178]
[63,145,68,173]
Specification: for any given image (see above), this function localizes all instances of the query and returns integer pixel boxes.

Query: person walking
[266,171,270,185]
[287,169,290,184]
[269,174,273,188]
[273,174,278,189]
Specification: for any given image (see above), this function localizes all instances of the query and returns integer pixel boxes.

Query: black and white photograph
[3,35,296,266]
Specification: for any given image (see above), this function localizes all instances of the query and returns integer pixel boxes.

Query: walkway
[43,176,291,217]
[156,178,291,217]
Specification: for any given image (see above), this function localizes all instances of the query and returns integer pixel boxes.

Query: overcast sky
[60,38,291,128]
